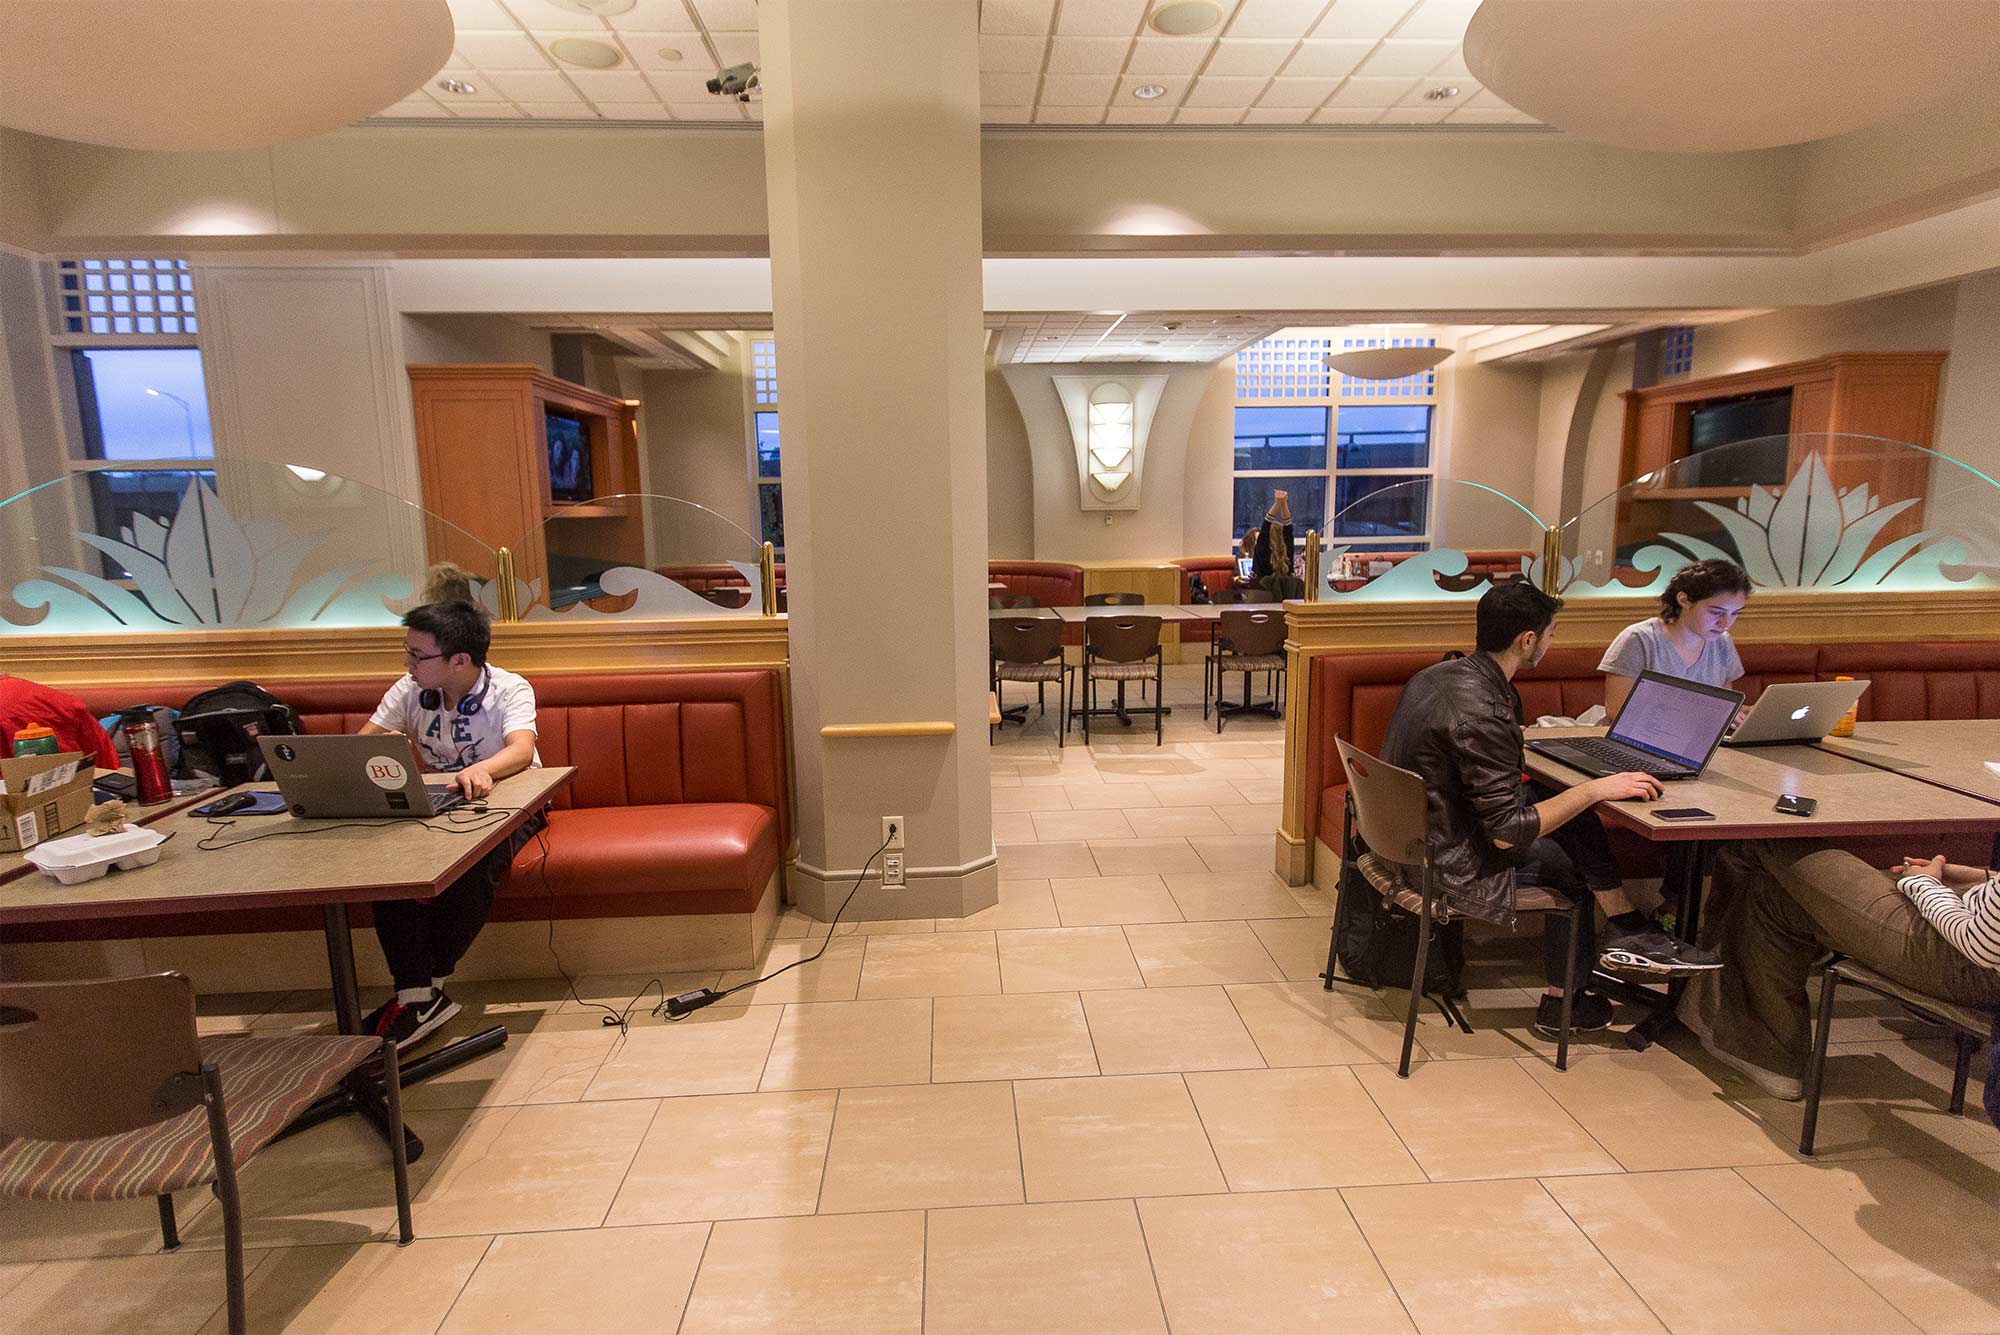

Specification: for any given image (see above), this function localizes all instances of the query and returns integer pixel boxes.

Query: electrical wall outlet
[882,853,905,887]
[882,816,904,850]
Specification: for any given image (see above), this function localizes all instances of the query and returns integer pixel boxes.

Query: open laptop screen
[1607,673,1742,771]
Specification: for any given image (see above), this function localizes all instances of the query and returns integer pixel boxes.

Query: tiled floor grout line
[673,1221,714,1335]
[596,1096,667,1227]
[1728,1163,1934,1333]
[1331,1185,1426,1335]
[1531,1175,1674,1333]
[1123,1195,1177,1333]
[813,1088,843,1216]
[426,1233,499,1335]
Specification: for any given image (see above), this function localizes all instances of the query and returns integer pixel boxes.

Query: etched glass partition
[1555,433,2000,597]
[528,493,771,618]
[0,463,495,634]
[1320,478,1549,600]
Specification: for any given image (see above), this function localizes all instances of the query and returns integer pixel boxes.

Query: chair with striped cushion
[0,974,413,1335]
[1083,614,1165,746]
[990,616,1072,747]
[1206,607,1287,732]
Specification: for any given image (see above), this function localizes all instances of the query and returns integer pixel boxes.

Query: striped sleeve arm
[1897,873,2000,970]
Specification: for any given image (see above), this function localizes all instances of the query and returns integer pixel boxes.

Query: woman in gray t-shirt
[1599,559,1752,718]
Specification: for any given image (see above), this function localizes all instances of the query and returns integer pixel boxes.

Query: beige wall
[985,366,1034,558]
[0,251,57,499]
[1535,342,1635,562]
[398,314,552,373]
[638,345,758,544]
[1690,283,1958,379]
[1180,360,1237,558]
[1437,355,1544,553]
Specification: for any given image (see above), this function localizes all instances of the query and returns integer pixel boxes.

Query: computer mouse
[208,792,257,816]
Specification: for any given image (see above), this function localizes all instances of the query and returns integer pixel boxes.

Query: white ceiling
[372,0,1539,128]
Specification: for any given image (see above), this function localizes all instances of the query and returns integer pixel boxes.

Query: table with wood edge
[1814,718,2000,807]
[0,766,574,1159]
[0,768,222,887]
[1523,728,2000,1048]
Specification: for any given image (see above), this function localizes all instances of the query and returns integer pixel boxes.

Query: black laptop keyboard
[1546,736,1684,777]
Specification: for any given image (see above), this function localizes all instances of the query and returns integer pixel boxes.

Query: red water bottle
[123,708,172,804]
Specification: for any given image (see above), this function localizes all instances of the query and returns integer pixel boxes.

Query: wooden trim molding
[819,721,956,738]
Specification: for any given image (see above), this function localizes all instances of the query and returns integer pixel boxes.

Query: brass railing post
[494,547,519,621]
[1540,525,1562,597]
[758,540,777,615]
[1303,529,1322,602]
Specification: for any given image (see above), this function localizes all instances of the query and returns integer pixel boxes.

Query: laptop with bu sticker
[1721,679,1871,746]
[256,734,468,820]
[1527,671,1743,781]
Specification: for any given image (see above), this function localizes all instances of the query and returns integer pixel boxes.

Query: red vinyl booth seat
[34,668,788,942]
[652,563,786,593]
[1174,556,1246,644]
[987,560,1083,607]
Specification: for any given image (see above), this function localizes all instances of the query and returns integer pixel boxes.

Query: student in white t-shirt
[356,601,542,1049]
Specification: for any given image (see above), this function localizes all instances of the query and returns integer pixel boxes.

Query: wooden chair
[0,974,414,1335]
[1082,615,1164,746]
[1331,738,1584,1076]
[1799,957,1998,1155]
[1206,607,1287,731]
[990,617,1072,747]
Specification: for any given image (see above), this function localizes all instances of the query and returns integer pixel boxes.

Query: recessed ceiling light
[1149,1,1222,36]
[1424,85,1462,100]
[548,36,623,69]
[1133,84,1167,100]
[437,78,478,95]
[544,0,636,14]
[656,46,684,61]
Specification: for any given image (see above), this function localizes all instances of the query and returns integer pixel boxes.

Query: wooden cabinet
[408,364,642,597]
[1614,351,1946,557]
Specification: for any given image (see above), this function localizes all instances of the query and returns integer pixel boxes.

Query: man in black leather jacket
[1381,581,1660,1034]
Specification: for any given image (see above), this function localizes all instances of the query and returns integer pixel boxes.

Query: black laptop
[1527,671,1744,781]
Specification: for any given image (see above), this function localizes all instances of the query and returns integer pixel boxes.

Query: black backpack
[174,680,302,785]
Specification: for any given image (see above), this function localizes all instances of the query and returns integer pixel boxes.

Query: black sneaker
[360,998,395,1035]
[1600,930,1723,977]
[373,991,461,1051]
[1536,990,1613,1036]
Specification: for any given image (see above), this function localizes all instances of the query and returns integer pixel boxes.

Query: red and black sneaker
[370,991,461,1051]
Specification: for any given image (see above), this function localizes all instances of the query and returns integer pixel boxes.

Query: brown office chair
[1206,607,1287,731]
[1799,957,1997,1155]
[1210,588,1277,605]
[1082,614,1164,745]
[1331,738,1583,1076]
[988,594,1041,610]
[990,617,1072,747]
[0,974,414,1335]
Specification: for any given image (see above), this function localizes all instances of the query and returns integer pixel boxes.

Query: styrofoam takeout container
[23,824,166,885]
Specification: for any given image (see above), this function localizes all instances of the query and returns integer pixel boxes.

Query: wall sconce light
[1053,374,1168,513]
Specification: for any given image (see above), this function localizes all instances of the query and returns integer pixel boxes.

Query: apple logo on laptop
[1790,706,1812,721]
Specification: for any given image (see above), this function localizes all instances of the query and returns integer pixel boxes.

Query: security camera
[706,62,760,102]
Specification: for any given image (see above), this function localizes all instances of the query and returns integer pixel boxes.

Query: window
[749,340,782,551]
[1232,332,1443,552]
[68,347,215,570]
[54,258,196,336]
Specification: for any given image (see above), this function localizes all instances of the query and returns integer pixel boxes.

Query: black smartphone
[92,772,138,800]
[1774,794,1819,817]
[1655,807,1716,822]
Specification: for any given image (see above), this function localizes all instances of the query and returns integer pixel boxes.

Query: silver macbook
[1723,679,1871,746]
[1527,671,1743,781]
[256,734,468,820]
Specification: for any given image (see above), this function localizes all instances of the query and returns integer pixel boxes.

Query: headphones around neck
[419,665,489,716]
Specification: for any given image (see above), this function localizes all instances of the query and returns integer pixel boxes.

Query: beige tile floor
[6,666,2000,1333]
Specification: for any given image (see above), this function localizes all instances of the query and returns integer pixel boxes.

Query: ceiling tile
[431,83,511,105]
[1241,106,1314,122]
[1126,37,1213,74]
[1312,105,1383,123]
[1176,106,1245,123]
[1427,49,1472,79]
[446,0,513,28]
[1442,107,1516,124]
[1041,73,1118,102]
[981,34,1048,72]
[622,36,703,69]
[1353,38,1454,76]
[648,69,722,99]
[1035,104,1107,123]
[690,0,758,31]
[1047,35,1132,72]
[1280,38,1374,76]
[1390,0,1481,39]
[1376,105,1450,123]
[1204,38,1294,76]
[1464,87,1513,110]
[1226,0,1330,39]
[597,103,671,119]
[1105,105,1176,122]
[666,101,741,119]
[981,0,1056,34]
[376,98,441,118]
[509,1,606,31]
[1116,74,1189,102]
[1311,0,1416,39]
[1186,74,1268,105]
[516,101,598,117]
[609,0,700,30]
[564,69,655,100]
[1055,0,1147,36]
[710,31,757,63]
[983,105,1035,122]
[1258,76,1338,106]
[485,69,579,100]
[981,70,1040,102]
[455,32,552,68]
[1324,74,1419,105]
[454,103,525,117]
[1398,79,1475,106]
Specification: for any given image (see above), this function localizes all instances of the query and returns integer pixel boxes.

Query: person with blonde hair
[419,561,482,610]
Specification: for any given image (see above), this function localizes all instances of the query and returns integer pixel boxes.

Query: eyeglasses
[403,648,447,664]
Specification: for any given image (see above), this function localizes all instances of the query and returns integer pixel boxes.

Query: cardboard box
[0,751,93,853]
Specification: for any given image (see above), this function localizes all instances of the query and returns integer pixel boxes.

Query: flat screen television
[545,410,593,502]
[1685,390,1791,488]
